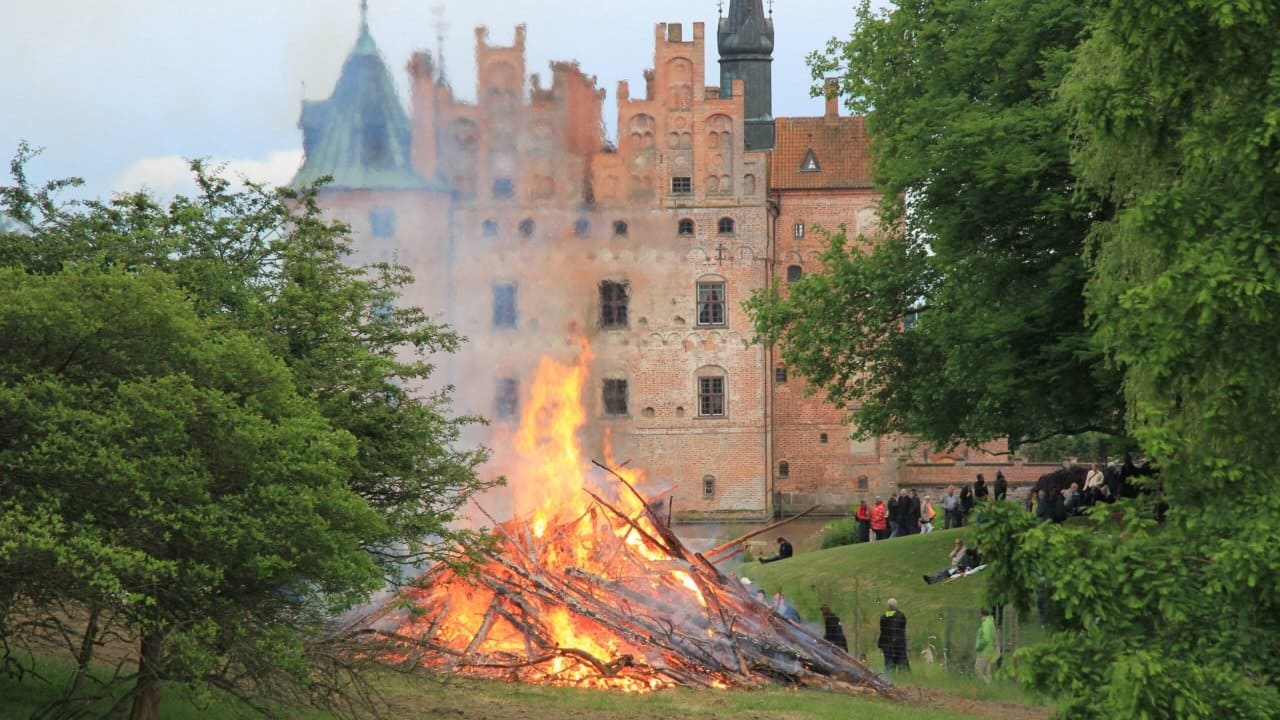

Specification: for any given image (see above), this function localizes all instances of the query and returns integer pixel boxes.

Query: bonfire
[347,349,893,695]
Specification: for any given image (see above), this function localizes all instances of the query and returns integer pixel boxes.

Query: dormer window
[800,149,821,173]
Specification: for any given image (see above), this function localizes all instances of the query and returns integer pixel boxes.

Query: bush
[820,519,861,549]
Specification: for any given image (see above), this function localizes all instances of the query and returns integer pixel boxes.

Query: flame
[381,343,718,691]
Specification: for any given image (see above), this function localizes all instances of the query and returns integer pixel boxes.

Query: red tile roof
[771,115,872,191]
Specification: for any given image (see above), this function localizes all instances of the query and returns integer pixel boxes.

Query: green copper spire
[292,2,438,191]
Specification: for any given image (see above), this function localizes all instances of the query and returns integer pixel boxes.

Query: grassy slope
[740,528,990,666]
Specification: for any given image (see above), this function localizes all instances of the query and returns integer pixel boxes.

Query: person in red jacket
[855,499,871,543]
[870,497,890,541]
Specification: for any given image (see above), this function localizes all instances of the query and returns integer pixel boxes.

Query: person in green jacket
[975,607,998,683]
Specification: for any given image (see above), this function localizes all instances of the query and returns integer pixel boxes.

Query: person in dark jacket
[973,473,989,502]
[905,489,922,535]
[958,485,974,526]
[820,604,849,652]
[878,598,909,671]
[759,537,794,563]
[887,492,902,538]
[993,471,1008,501]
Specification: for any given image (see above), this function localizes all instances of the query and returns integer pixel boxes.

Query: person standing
[993,471,1007,502]
[975,607,998,683]
[870,497,889,540]
[958,484,974,526]
[973,473,989,502]
[878,598,909,671]
[942,486,959,529]
[887,492,901,538]
[905,489,922,535]
[920,494,937,533]
[855,499,871,543]
[820,604,849,652]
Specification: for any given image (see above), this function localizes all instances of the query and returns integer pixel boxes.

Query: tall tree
[748,0,1121,448]
[976,3,1280,718]
[0,268,386,718]
[0,149,499,717]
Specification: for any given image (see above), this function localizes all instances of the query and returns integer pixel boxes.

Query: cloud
[112,150,304,198]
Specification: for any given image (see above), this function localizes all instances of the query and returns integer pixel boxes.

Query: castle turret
[717,0,774,151]
[293,1,437,190]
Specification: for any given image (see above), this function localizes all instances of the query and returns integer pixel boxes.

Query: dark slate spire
[292,2,437,191]
[718,0,774,151]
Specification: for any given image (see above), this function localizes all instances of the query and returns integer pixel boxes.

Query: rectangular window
[671,176,692,194]
[493,283,517,328]
[370,208,395,237]
[600,281,629,329]
[494,377,519,420]
[698,375,725,417]
[774,366,787,384]
[793,222,805,238]
[603,378,628,416]
[702,474,716,498]
[697,281,726,326]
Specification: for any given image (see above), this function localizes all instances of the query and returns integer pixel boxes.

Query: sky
[0,0,864,201]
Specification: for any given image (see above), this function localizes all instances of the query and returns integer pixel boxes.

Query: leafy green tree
[0,147,498,717]
[749,0,1122,449]
[0,268,386,719]
[977,3,1280,718]
[1,145,497,576]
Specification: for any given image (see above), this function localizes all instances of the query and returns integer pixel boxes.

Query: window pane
[603,378,628,416]
[697,282,725,325]
[495,377,519,420]
[600,281,629,328]
[698,376,724,416]
[494,284,517,327]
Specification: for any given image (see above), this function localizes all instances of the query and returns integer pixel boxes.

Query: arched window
[702,474,716,498]
[613,220,629,237]
[518,218,535,237]
[786,264,803,282]
[778,461,790,477]
[717,217,735,234]
[678,218,695,236]
[574,218,590,236]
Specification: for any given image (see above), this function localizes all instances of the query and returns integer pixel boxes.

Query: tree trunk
[128,631,165,720]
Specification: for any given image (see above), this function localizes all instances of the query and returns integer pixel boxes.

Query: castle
[292,1,1039,521]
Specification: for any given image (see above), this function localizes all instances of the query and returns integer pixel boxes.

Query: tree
[0,149,499,717]
[748,0,1122,449]
[975,3,1280,718]
[0,268,386,718]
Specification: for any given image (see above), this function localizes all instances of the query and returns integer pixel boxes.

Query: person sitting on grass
[923,538,969,585]
[759,536,794,564]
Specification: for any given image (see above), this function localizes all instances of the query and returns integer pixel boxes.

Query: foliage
[819,519,861,549]
[749,0,1123,449]
[0,147,499,718]
[779,1,1280,716]
[1015,431,1138,463]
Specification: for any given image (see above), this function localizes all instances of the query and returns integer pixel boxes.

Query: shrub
[820,519,860,549]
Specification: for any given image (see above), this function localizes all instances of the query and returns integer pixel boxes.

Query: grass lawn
[2,525,1054,719]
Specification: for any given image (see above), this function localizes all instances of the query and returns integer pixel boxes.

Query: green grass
[3,526,1053,719]
[737,526,1046,706]
[0,659,1027,720]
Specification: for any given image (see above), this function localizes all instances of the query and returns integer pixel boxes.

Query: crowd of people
[750,462,1157,684]
[852,472,1010,545]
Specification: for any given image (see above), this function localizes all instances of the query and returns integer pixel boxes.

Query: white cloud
[112,150,304,198]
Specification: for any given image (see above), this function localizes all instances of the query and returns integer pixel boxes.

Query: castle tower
[717,0,774,151]
[293,1,436,192]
